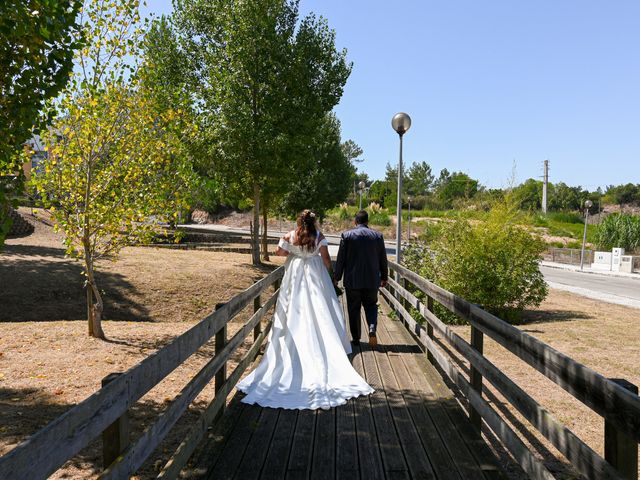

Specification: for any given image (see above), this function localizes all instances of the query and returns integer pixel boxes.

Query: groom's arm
[333,234,347,283]
[378,235,388,288]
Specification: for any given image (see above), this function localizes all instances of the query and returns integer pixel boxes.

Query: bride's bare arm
[276,233,291,256]
[318,233,332,270]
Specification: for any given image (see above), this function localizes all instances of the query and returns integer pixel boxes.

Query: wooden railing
[382,261,639,480]
[0,266,284,480]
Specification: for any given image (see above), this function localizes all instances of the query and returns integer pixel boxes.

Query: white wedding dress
[236,231,374,410]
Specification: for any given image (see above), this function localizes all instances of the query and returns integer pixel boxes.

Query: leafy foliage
[0,0,82,244]
[280,115,354,218]
[604,183,640,207]
[405,161,435,197]
[594,213,640,252]
[404,199,547,323]
[172,0,351,264]
[33,0,196,338]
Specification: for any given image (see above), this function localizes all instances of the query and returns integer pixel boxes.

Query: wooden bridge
[0,262,638,479]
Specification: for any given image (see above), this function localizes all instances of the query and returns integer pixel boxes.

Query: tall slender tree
[173,0,351,264]
[34,0,195,339]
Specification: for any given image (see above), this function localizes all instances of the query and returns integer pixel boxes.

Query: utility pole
[542,159,549,214]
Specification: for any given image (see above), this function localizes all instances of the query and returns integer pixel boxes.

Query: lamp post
[358,181,366,210]
[407,196,412,241]
[391,112,411,263]
[580,199,593,270]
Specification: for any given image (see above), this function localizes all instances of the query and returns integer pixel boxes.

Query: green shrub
[403,200,548,324]
[547,211,584,224]
[366,202,391,226]
[417,221,443,243]
[368,211,391,226]
[595,213,640,252]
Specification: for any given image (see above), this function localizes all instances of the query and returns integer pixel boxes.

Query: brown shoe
[369,332,377,348]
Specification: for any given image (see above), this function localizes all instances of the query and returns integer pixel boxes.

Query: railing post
[102,373,129,469]
[605,379,638,480]
[253,294,262,342]
[426,296,435,365]
[214,303,227,420]
[469,325,484,433]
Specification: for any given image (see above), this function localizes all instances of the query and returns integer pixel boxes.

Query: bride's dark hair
[296,209,317,250]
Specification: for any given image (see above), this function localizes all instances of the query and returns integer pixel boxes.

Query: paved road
[541,266,640,308]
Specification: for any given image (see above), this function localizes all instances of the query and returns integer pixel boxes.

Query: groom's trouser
[345,288,378,341]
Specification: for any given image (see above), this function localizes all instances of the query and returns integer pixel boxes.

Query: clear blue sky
[143,1,640,190]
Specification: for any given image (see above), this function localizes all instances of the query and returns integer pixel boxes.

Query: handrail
[0,266,284,480]
[385,261,639,480]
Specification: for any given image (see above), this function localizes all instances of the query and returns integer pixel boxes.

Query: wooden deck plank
[378,318,462,480]
[185,394,247,479]
[260,409,298,480]
[198,292,507,480]
[206,403,262,480]
[286,408,317,478]
[380,300,506,480]
[351,342,386,480]
[310,408,336,480]
[400,352,492,480]
[360,317,410,477]
[335,400,359,480]
[415,353,507,480]
[234,407,280,480]
[374,324,437,480]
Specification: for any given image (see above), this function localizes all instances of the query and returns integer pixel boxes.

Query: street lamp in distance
[391,112,411,263]
[358,181,366,210]
[580,199,593,271]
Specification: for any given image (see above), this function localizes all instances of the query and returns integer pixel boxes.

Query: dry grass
[0,218,284,478]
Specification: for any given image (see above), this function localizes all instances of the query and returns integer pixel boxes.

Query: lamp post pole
[391,113,411,264]
[358,181,366,210]
[580,199,593,271]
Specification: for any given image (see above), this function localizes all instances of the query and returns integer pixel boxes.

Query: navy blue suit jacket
[334,224,388,290]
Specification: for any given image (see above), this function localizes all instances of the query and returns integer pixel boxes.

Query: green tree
[34,0,195,339]
[605,183,640,208]
[405,161,434,196]
[280,114,354,218]
[404,198,547,323]
[550,182,583,211]
[382,162,409,209]
[173,0,351,264]
[512,178,543,210]
[0,0,82,244]
[434,170,479,208]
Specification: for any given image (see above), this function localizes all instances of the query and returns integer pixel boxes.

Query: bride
[236,209,374,410]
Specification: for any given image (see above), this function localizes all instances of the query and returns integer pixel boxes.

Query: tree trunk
[87,286,94,336]
[251,183,261,265]
[84,243,105,339]
[261,198,269,261]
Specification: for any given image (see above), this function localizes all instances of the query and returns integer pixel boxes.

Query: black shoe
[351,340,360,346]
[368,332,377,348]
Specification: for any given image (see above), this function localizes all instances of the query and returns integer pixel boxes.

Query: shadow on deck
[186,300,506,480]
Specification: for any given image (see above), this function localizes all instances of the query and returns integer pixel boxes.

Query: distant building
[23,134,48,181]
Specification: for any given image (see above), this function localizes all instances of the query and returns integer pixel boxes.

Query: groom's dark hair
[355,210,368,225]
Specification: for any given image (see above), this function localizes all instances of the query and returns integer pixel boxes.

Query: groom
[334,210,389,347]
